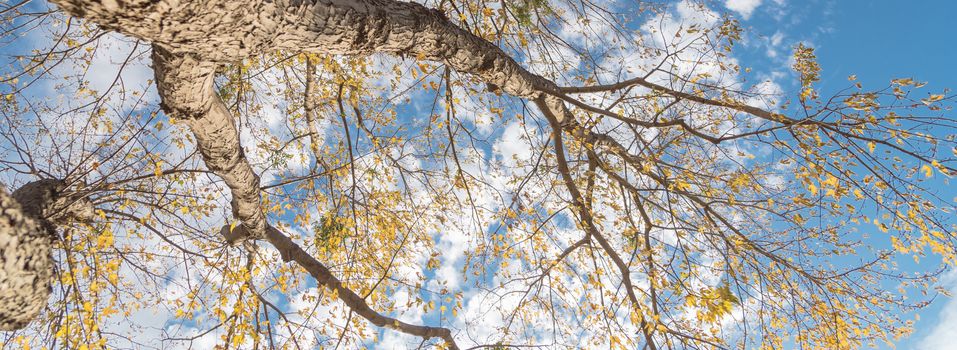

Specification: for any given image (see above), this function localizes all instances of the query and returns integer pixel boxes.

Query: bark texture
[53,0,558,100]
[0,179,93,330]
[0,187,48,331]
[12,179,94,234]
[153,46,269,240]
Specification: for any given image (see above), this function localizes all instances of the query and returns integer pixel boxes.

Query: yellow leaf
[922,94,945,104]
[794,214,807,225]
[921,164,933,178]
[892,78,914,86]
[874,219,889,233]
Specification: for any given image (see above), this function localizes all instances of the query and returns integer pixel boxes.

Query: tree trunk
[0,186,50,331]
[0,179,93,330]
[50,0,557,99]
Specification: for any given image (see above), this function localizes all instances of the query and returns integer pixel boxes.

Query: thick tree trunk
[0,179,93,330]
[51,0,556,99]
[152,46,270,241]
[0,187,49,331]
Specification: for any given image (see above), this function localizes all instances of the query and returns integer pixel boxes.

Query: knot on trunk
[0,179,95,330]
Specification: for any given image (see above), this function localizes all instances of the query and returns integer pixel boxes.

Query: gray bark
[152,46,270,241]
[0,187,48,331]
[52,0,558,100]
[0,179,93,330]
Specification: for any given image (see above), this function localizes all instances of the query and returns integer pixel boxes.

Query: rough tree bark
[50,0,558,98]
[0,179,93,330]
[0,187,47,331]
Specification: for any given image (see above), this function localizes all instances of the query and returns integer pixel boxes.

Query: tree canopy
[0,0,955,349]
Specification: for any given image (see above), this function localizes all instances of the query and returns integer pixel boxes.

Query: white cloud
[770,31,785,47]
[725,0,763,19]
[745,79,784,110]
[766,31,785,57]
[493,121,535,169]
[919,270,957,350]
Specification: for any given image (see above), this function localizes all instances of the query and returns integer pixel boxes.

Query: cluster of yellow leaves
[792,43,821,102]
[684,284,739,325]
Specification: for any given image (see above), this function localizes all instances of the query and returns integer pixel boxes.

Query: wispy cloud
[919,270,957,350]
[725,0,763,19]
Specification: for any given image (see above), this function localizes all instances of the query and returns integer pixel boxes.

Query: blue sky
[729,0,957,91]
[731,0,957,348]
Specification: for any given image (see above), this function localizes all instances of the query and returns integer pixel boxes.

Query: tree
[0,0,954,349]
